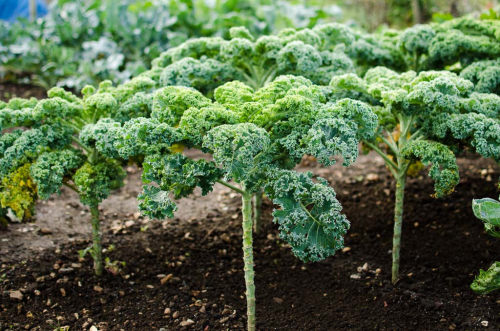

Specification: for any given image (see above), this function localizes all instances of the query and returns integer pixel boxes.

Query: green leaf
[203,123,271,187]
[142,153,223,199]
[472,198,500,227]
[73,159,126,206]
[401,140,459,198]
[265,170,349,262]
[138,185,177,220]
[471,261,500,294]
[31,149,85,199]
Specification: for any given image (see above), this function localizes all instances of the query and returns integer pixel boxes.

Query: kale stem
[252,192,263,234]
[217,180,245,195]
[71,136,92,155]
[380,135,398,156]
[392,115,411,284]
[363,140,398,175]
[241,190,256,331]
[392,161,407,284]
[63,181,79,193]
[90,204,104,276]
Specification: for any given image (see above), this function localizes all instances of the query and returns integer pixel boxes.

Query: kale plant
[144,24,405,95]
[0,76,156,275]
[329,68,500,283]
[398,18,500,72]
[82,75,378,329]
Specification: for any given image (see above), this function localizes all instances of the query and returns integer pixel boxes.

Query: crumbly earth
[0,83,46,101]
[0,84,499,330]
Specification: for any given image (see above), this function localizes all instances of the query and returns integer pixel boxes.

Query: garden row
[1,15,499,330]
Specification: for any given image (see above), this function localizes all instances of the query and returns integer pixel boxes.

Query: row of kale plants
[0,0,338,90]
[1,16,499,330]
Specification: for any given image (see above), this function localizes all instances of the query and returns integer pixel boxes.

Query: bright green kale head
[84,75,378,262]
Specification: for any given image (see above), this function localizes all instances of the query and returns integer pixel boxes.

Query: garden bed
[1,151,498,330]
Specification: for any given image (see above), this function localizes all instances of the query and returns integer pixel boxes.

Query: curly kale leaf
[253,75,320,105]
[111,92,153,123]
[280,98,376,167]
[398,24,435,57]
[229,26,255,41]
[300,117,359,166]
[462,93,500,119]
[0,130,23,156]
[73,159,126,206]
[83,92,118,120]
[31,149,85,199]
[138,185,177,220]
[80,119,123,158]
[347,37,404,72]
[471,262,500,294]
[0,97,39,130]
[33,97,83,121]
[0,124,73,177]
[328,73,375,104]
[47,87,82,104]
[364,66,416,100]
[276,41,323,74]
[159,57,239,95]
[117,118,181,157]
[81,118,181,159]
[460,59,500,94]
[265,170,349,262]
[0,163,37,221]
[327,98,378,141]
[151,86,211,125]
[401,140,459,198]
[214,81,255,111]
[428,29,500,68]
[142,153,223,199]
[110,76,156,103]
[179,104,240,147]
[447,113,500,161]
[313,23,356,48]
[203,123,271,188]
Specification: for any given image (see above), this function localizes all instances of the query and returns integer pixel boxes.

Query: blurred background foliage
[0,0,498,90]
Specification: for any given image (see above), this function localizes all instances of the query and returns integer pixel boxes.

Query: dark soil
[0,152,499,330]
[0,83,46,101]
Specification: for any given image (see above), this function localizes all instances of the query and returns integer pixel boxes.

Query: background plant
[0,0,341,89]
[471,193,500,294]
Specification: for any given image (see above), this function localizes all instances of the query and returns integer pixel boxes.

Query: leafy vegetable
[83,75,376,329]
[146,23,407,95]
[330,67,500,283]
[0,81,136,275]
